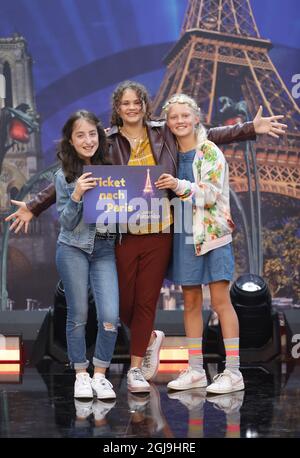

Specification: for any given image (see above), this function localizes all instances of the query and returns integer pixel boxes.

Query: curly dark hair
[110,80,152,126]
[57,110,111,182]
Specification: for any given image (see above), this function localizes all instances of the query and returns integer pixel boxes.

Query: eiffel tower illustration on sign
[143,168,154,196]
[153,0,300,274]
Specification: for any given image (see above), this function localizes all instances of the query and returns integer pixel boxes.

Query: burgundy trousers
[116,232,173,357]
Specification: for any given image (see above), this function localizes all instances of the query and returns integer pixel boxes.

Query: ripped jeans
[56,238,119,370]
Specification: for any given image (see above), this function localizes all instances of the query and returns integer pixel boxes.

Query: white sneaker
[167,367,207,391]
[207,390,245,414]
[92,399,116,421]
[168,388,206,410]
[141,330,165,381]
[74,372,93,399]
[206,369,244,394]
[91,374,116,399]
[127,367,151,393]
[74,399,93,419]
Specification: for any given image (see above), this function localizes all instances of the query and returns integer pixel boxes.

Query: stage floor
[1,357,300,439]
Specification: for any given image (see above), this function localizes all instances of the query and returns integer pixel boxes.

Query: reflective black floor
[1,357,300,439]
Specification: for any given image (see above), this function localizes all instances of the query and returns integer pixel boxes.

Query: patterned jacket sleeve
[175,143,225,209]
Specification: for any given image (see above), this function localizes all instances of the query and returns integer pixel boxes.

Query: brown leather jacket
[27,120,255,216]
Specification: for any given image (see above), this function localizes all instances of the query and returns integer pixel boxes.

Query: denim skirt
[169,239,235,286]
[168,148,235,286]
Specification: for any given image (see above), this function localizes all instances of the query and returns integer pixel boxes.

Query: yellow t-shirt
[121,130,173,234]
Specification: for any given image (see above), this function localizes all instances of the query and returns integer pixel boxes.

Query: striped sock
[224,337,240,373]
[187,338,204,372]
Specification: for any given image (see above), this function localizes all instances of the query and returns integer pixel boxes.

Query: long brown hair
[110,80,152,126]
[57,110,111,182]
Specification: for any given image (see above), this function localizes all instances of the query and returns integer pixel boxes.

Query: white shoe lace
[212,373,225,383]
[130,368,146,382]
[212,370,233,383]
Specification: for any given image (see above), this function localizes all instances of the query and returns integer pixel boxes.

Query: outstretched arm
[207,106,287,145]
[4,182,56,234]
[4,200,34,234]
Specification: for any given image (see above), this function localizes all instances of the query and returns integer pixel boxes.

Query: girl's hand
[72,172,97,202]
[253,105,287,138]
[155,173,178,191]
[4,200,33,234]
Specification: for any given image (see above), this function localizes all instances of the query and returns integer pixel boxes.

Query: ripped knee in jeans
[103,322,117,332]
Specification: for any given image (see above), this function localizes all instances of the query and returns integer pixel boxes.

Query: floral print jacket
[174,140,235,256]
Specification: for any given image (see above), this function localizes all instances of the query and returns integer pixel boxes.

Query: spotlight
[52,280,97,351]
[202,275,281,362]
[43,280,130,363]
[246,428,259,438]
[0,333,22,362]
[0,364,22,383]
[230,274,273,349]
[0,333,23,383]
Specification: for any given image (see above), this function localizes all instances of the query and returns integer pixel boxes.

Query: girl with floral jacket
[155,94,244,395]
[173,139,235,256]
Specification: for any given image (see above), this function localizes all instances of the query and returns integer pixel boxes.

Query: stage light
[0,334,23,383]
[53,280,98,351]
[45,280,129,363]
[246,428,259,438]
[154,338,190,380]
[0,333,22,362]
[158,363,188,373]
[0,364,22,383]
[230,274,273,348]
[159,336,189,363]
[159,347,188,362]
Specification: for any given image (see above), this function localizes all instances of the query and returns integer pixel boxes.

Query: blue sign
[83,165,168,227]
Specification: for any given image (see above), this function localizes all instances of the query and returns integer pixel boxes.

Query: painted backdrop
[0,0,299,311]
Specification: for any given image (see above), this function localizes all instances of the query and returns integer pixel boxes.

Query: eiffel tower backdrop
[154,0,300,306]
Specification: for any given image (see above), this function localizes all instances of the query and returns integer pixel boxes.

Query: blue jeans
[56,238,119,370]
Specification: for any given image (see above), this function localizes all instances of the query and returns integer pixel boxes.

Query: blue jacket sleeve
[54,170,83,231]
